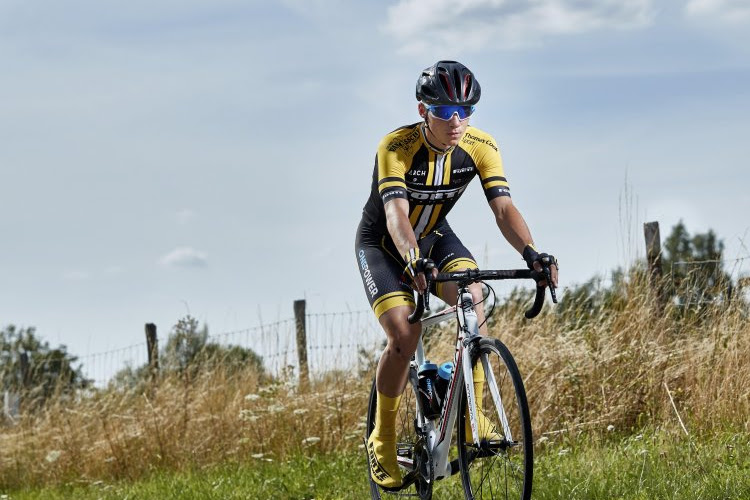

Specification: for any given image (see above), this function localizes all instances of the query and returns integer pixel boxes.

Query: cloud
[685,0,750,23]
[383,0,655,54]
[160,247,208,268]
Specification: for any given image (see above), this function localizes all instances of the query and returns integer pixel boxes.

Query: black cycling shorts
[355,219,478,319]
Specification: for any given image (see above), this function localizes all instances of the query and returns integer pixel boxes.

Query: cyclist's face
[419,103,469,149]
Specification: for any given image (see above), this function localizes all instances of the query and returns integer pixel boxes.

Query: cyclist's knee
[468,282,484,302]
[379,308,420,361]
[385,331,419,361]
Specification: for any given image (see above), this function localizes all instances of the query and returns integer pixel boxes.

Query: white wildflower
[607,425,615,432]
[45,450,62,463]
[238,410,260,423]
[302,436,321,446]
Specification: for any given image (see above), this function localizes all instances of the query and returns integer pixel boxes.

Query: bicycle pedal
[396,444,413,457]
[378,470,418,493]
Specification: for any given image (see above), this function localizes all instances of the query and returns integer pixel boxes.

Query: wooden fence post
[294,299,309,390]
[644,221,665,310]
[3,390,20,422]
[145,323,159,381]
[18,351,30,388]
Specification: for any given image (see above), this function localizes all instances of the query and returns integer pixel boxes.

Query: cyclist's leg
[356,224,419,488]
[376,305,421,396]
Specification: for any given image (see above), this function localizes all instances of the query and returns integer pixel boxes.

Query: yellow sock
[368,391,403,488]
[466,362,499,441]
[473,361,485,403]
[373,391,401,439]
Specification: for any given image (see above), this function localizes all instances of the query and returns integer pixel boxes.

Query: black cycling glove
[522,244,558,270]
[403,248,433,287]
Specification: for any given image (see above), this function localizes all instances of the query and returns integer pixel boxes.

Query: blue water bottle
[435,361,454,407]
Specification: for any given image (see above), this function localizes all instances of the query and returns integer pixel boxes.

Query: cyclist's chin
[440,133,462,147]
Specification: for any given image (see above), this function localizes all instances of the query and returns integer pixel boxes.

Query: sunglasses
[425,104,476,121]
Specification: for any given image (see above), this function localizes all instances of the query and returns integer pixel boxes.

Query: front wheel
[458,337,533,500]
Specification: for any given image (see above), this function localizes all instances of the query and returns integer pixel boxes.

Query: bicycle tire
[365,374,422,498]
[457,337,533,500]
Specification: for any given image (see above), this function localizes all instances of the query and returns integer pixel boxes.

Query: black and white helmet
[415,60,481,105]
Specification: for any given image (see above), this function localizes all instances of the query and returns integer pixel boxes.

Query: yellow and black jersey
[360,122,510,239]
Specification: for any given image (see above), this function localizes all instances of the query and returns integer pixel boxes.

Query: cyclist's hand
[403,248,436,293]
[522,244,559,288]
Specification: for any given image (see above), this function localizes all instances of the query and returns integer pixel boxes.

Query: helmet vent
[438,72,455,100]
[463,74,472,100]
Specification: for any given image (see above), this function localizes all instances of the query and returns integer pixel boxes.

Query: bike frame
[403,287,511,481]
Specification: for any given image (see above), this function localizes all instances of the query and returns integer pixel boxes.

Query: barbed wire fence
[77,305,386,387]
[16,220,750,389]
[76,255,750,387]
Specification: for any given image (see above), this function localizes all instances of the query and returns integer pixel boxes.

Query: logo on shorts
[358,249,379,297]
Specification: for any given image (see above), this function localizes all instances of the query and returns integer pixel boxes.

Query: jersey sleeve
[473,132,510,201]
[375,128,418,205]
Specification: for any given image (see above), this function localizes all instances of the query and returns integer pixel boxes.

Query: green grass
[4,430,749,499]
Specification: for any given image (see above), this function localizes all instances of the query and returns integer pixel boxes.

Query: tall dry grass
[0,366,371,489]
[1,274,748,490]
[485,273,750,438]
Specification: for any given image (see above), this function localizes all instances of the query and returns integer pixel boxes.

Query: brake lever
[541,256,558,304]
[424,262,435,312]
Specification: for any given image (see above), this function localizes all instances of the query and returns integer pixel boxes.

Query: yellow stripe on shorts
[373,291,415,319]
[437,258,478,298]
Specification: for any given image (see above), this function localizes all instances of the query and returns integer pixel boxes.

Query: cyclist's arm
[489,196,533,254]
[384,198,430,292]
[489,196,559,286]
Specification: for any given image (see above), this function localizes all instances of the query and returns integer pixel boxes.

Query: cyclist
[355,60,558,489]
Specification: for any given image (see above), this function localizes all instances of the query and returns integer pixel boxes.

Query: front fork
[457,291,481,447]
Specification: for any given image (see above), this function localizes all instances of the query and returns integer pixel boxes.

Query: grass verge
[4,429,749,500]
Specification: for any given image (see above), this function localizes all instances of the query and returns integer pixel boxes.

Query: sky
[2,0,749,379]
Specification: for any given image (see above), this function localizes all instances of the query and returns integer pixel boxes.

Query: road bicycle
[366,261,557,499]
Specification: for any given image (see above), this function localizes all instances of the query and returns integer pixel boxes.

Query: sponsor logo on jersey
[386,128,420,152]
[462,132,498,152]
[452,166,475,174]
[408,186,466,202]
